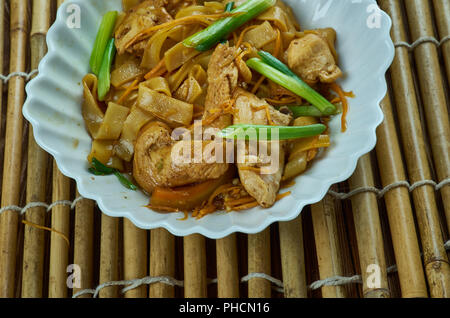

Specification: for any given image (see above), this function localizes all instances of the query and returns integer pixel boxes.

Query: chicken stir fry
[82,0,352,218]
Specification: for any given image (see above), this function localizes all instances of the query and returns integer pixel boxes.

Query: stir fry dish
[82,0,352,219]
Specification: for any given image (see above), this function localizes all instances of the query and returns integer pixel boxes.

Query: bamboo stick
[0,0,5,133]
[311,188,346,298]
[404,0,450,233]
[72,192,94,298]
[278,216,307,298]
[20,0,50,298]
[380,0,450,298]
[348,154,390,298]
[0,0,29,298]
[123,219,147,298]
[431,0,450,82]
[48,164,71,298]
[216,234,240,298]
[375,93,428,298]
[248,228,271,298]
[183,234,207,298]
[149,228,175,298]
[98,214,120,298]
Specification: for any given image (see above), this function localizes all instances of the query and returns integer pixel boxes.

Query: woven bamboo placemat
[0,0,448,298]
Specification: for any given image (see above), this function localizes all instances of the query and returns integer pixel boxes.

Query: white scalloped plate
[23,0,394,239]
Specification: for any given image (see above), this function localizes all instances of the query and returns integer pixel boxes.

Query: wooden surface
[0,0,448,298]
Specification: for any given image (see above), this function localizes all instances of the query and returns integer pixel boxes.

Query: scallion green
[183,0,276,51]
[97,38,116,101]
[218,124,326,141]
[247,57,337,114]
[287,104,341,118]
[89,158,137,191]
[89,11,118,75]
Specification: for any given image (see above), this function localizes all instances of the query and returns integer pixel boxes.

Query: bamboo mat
[0,0,448,299]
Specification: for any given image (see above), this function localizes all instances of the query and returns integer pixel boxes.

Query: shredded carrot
[232,201,259,211]
[251,75,266,94]
[178,210,190,221]
[276,191,291,201]
[146,204,180,213]
[225,196,256,206]
[235,42,253,66]
[144,58,167,80]
[265,97,297,105]
[239,166,263,173]
[329,82,350,132]
[330,97,341,104]
[22,220,70,247]
[235,25,259,48]
[125,12,236,50]
[273,28,282,58]
[117,78,139,104]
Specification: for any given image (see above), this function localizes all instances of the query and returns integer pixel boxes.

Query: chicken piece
[233,88,292,208]
[203,43,239,130]
[133,122,229,193]
[286,33,342,84]
[115,0,173,55]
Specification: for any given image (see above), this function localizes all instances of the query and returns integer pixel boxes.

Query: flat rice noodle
[167,51,212,91]
[175,2,225,18]
[141,26,185,69]
[257,6,291,32]
[96,102,130,140]
[243,21,277,49]
[111,60,146,88]
[87,139,114,165]
[82,74,104,139]
[115,104,154,162]
[137,85,193,127]
[142,76,172,96]
[189,64,207,86]
[274,0,299,31]
[114,52,137,69]
[164,42,202,72]
[174,75,203,103]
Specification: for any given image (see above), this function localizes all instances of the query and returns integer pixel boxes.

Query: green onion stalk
[247,56,337,115]
[218,124,327,141]
[89,158,137,191]
[89,11,118,75]
[287,104,341,118]
[183,0,276,51]
[97,38,116,101]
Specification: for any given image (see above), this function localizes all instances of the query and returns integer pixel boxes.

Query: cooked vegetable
[137,85,193,127]
[247,55,336,114]
[89,157,137,190]
[90,11,118,75]
[97,38,116,101]
[150,168,234,211]
[287,104,341,117]
[218,123,326,140]
[82,74,103,138]
[225,2,235,12]
[80,0,349,217]
[183,0,276,51]
[95,102,130,140]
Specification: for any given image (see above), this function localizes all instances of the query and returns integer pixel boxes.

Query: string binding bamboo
[394,34,450,51]
[72,241,450,298]
[1,178,448,217]
[0,69,38,83]
[0,196,86,215]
